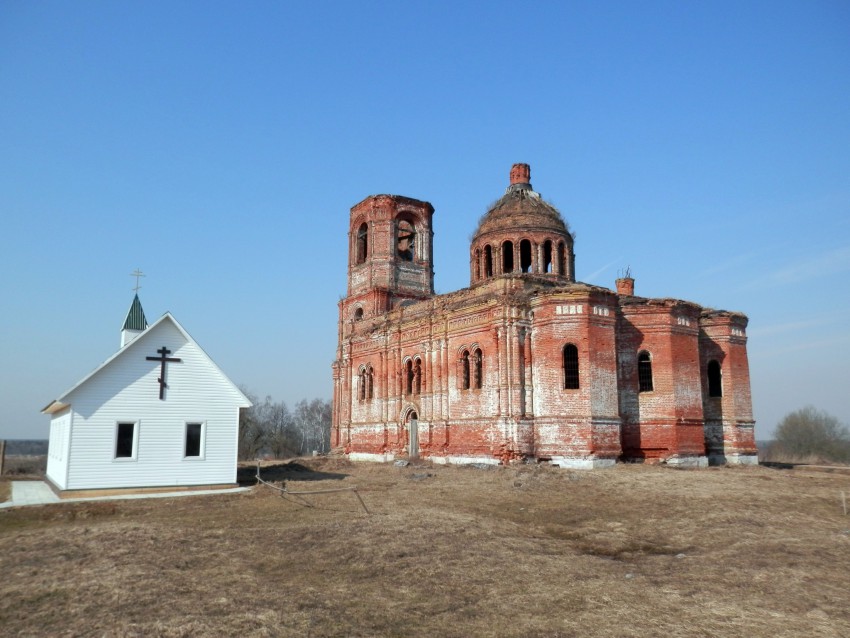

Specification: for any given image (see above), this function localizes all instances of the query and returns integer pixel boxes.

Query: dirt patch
[0,480,9,504]
[2,460,850,636]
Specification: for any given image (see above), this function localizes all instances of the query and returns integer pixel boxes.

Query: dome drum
[470,164,575,284]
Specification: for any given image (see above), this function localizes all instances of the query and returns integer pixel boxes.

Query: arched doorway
[406,410,419,459]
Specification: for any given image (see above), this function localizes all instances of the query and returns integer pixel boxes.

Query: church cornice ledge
[618,295,704,314]
[351,193,435,213]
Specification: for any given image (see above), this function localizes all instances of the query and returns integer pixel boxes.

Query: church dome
[472,163,570,239]
[469,164,575,284]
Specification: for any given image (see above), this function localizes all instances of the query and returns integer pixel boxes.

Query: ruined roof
[472,164,570,240]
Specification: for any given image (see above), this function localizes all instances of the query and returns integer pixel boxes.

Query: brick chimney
[509,163,531,185]
[616,276,635,296]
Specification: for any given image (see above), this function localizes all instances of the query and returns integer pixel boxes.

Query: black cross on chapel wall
[146,346,182,400]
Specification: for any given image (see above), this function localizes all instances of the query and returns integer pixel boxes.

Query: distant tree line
[238,389,332,460]
[768,406,850,464]
[3,440,49,456]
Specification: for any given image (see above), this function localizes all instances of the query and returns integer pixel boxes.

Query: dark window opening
[638,351,654,392]
[473,348,483,389]
[461,350,470,390]
[563,344,580,389]
[484,245,493,277]
[116,422,135,458]
[502,241,514,273]
[413,358,422,395]
[397,220,415,261]
[354,307,363,321]
[357,368,369,401]
[520,239,532,273]
[355,223,368,264]
[557,241,567,276]
[405,360,414,395]
[367,365,374,399]
[543,240,553,273]
[708,360,722,397]
[185,423,202,457]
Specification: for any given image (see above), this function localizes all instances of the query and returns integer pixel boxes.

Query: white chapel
[43,294,251,494]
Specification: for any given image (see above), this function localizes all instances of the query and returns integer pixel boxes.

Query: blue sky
[1,1,848,440]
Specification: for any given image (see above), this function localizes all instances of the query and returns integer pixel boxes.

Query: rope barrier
[255,461,370,514]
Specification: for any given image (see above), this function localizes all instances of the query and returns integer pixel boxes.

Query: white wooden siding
[61,318,248,490]
[46,410,72,489]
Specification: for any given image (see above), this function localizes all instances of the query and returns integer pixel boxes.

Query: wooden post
[0,440,6,476]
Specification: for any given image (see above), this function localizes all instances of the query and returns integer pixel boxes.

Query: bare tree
[267,400,298,459]
[774,406,850,464]
[237,389,267,460]
[292,398,332,455]
[238,388,330,459]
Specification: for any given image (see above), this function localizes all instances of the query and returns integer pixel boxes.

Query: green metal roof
[122,294,148,331]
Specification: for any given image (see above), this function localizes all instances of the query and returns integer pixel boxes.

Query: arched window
[366,365,374,400]
[358,368,366,401]
[405,360,414,395]
[557,241,567,276]
[413,358,422,395]
[397,219,415,261]
[638,351,654,392]
[502,240,514,273]
[563,344,579,389]
[520,239,532,273]
[543,240,553,273]
[707,360,722,397]
[461,350,470,390]
[355,223,368,264]
[484,245,493,277]
[473,348,483,389]
[353,307,363,321]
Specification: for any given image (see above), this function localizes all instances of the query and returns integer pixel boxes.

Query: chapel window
[502,240,514,273]
[358,368,367,401]
[355,223,368,265]
[461,350,470,390]
[520,239,532,273]
[354,307,363,321]
[563,344,580,390]
[638,351,654,393]
[543,240,553,273]
[473,348,483,389]
[707,360,722,398]
[397,219,415,261]
[484,245,493,277]
[185,422,203,458]
[115,422,137,459]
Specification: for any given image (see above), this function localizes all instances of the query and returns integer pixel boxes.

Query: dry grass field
[2,458,849,637]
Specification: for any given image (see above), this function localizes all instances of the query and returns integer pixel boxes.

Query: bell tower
[342,194,435,322]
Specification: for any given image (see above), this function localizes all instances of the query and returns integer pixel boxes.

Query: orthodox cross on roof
[146,346,182,400]
[130,269,145,293]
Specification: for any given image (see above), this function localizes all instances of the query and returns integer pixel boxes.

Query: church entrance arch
[402,407,419,459]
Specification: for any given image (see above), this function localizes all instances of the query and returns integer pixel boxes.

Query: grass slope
[1,459,849,637]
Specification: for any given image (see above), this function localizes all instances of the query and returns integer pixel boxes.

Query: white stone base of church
[662,455,709,468]
[348,452,397,463]
[430,455,500,466]
[549,456,617,470]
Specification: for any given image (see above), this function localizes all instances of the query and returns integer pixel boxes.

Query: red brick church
[332,164,756,468]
